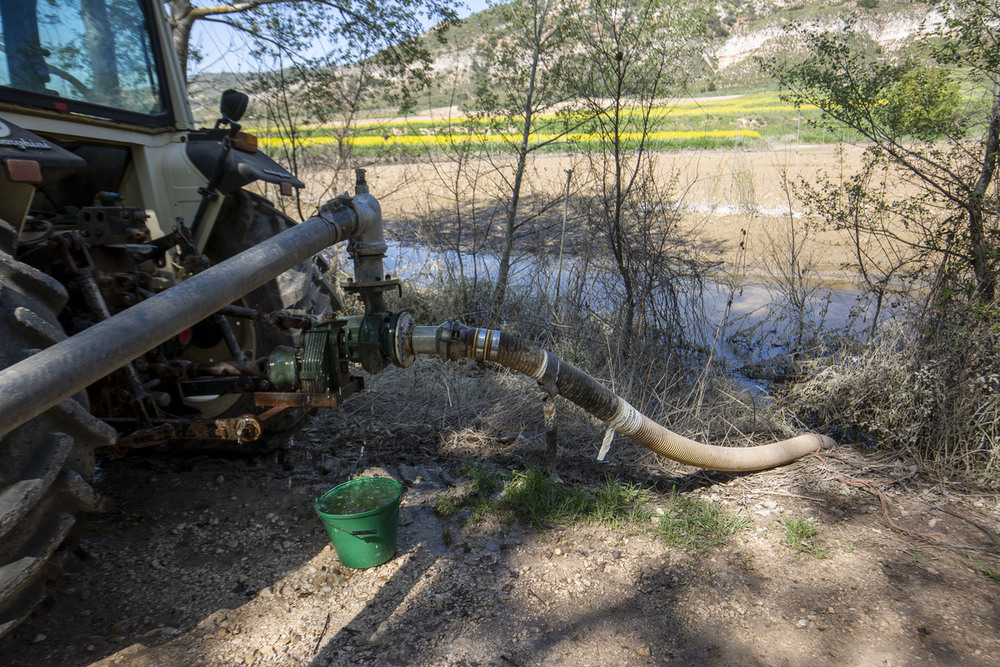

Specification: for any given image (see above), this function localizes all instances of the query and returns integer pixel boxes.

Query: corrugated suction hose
[407,323,834,471]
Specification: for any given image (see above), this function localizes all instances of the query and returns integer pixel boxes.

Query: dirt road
[2,363,998,666]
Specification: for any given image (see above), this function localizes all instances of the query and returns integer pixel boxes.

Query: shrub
[785,303,1000,486]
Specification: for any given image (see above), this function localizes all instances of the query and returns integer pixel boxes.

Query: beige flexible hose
[602,396,832,470]
[407,323,834,471]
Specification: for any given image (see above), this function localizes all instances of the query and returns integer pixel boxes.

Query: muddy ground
[2,362,998,667]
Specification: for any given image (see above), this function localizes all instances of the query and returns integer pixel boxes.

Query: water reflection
[327,241,885,369]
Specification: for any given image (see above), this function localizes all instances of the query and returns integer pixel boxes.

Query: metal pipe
[405,322,835,471]
[0,204,362,439]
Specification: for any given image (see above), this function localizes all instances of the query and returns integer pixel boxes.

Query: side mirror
[219,89,248,124]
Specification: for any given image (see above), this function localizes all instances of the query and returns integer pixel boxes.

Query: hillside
[187,1,939,119]
[420,0,938,104]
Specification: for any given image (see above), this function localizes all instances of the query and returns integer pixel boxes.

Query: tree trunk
[608,60,636,339]
[492,0,548,314]
[493,143,528,311]
[970,84,1000,303]
[166,0,195,76]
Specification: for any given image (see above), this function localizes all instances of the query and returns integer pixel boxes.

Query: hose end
[813,434,837,451]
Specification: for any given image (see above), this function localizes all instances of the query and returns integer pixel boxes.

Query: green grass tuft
[453,466,652,530]
[441,467,745,555]
[494,468,591,528]
[781,517,829,559]
[655,493,749,550]
[432,493,461,517]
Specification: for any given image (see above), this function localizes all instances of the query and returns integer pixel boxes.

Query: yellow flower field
[257,128,760,151]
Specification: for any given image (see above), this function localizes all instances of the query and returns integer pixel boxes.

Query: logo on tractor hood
[0,118,52,151]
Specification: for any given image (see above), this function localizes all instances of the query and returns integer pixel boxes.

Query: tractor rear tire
[0,221,116,639]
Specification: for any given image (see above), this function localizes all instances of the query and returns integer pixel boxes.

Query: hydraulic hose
[406,322,834,471]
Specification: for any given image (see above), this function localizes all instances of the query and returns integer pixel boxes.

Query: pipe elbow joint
[349,193,387,257]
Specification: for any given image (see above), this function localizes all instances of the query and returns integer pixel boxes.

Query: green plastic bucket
[315,477,403,569]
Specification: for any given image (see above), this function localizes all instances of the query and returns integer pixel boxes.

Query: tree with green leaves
[574,0,702,347]
[766,1,999,304]
[167,0,455,221]
[770,1,1000,481]
[165,0,455,78]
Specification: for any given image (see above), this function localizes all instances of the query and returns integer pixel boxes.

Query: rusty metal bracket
[254,376,363,408]
[341,276,402,299]
[113,413,264,450]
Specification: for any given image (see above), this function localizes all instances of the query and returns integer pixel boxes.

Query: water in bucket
[317,479,401,515]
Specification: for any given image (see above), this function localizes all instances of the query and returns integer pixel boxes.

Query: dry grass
[787,316,1000,487]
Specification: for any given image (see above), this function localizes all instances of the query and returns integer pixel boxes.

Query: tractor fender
[184,128,303,195]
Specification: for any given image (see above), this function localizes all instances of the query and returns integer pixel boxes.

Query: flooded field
[299,141,916,358]
[299,142,914,288]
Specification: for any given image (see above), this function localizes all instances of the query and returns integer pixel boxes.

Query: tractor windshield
[0,0,169,124]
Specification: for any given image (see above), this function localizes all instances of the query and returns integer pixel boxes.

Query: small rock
[635,645,652,657]
[86,644,96,652]
[796,619,810,628]
[30,634,46,644]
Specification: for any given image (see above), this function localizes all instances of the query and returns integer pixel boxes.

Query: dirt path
[2,365,998,666]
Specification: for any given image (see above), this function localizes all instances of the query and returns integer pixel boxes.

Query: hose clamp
[531,351,548,381]
[473,328,500,362]
[607,398,643,437]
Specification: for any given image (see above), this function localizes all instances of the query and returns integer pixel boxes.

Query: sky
[188,0,493,75]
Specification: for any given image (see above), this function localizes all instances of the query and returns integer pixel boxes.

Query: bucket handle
[315,503,398,539]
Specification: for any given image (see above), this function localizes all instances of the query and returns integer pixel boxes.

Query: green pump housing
[267,310,415,394]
